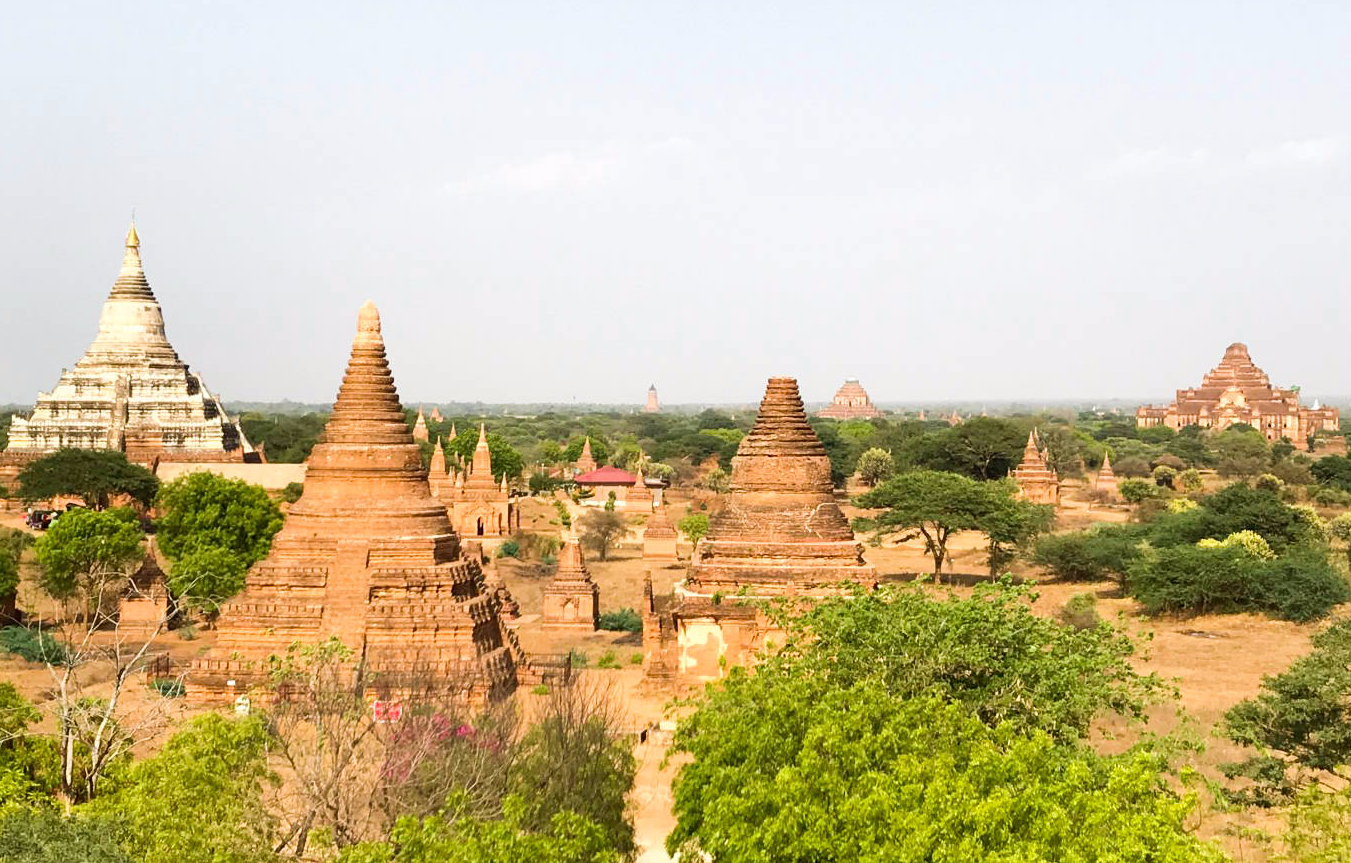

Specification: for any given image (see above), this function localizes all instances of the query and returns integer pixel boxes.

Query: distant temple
[3,225,253,472]
[188,303,520,705]
[430,424,519,542]
[644,377,876,685]
[573,436,598,475]
[1095,453,1119,499]
[817,378,882,419]
[1012,431,1059,506]
[644,384,660,414]
[1136,343,1338,449]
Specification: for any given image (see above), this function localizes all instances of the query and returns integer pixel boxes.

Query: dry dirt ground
[1,489,1339,861]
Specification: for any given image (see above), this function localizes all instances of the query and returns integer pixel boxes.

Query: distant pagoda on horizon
[817,378,882,419]
[644,384,660,413]
[3,224,252,468]
[1136,342,1337,450]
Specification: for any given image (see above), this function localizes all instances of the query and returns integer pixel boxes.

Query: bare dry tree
[261,640,503,857]
[27,544,186,809]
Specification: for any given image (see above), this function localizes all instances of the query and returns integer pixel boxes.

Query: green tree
[16,450,158,510]
[33,508,144,601]
[506,681,635,855]
[155,472,283,566]
[677,513,709,547]
[1222,618,1351,801]
[1310,454,1351,492]
[448,430,524,481]
[1212,427,1271,478]
[669,686,1221,863]
[934,417,1028,480]
[85,714,277,863]
[165,547,248,626]
[981,489,1055,576]
[1179,468,1204,493]
[701,467,730,494]
[1118,478,1159,503]
[577,509,626,562]
[854,470,1020,576]
[1280,785,1351,863]
[759,582,1162,741]
[854,447,894,486]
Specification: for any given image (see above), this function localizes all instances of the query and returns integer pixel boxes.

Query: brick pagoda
[642,503,679,564]
[816,378,882,419]
[431,424,518,544]
[644,377,875,684]
[1012,430,1059,506]
[1136,343,1338,450]
[573,436,598,475]
[541,537,599,630]
[187,302,519,705]
[1095,452,1119,499]
[644,384,660,414]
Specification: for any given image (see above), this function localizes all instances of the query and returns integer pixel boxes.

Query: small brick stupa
[541,537,599,630]
[1095,452,1119,499]
[817,378,882,419]
[644,377,875,684]
[187,303,519,705]
[1013,430,1059,506]
[412,407,430,442]
[573,436,597,475]
[642,503,679,564]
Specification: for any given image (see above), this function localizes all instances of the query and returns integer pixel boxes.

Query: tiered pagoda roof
[188,302,518,704]
[4,225,249,463]
[685,377,875,594]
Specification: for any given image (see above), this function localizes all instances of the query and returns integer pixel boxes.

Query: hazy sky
[3,2,1348,407]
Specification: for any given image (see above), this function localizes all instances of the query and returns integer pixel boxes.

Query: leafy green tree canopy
[1223,618,1351,800]
[669,684,1223,863]
[155,472,283,566]
[16,449,158,509]
[33,507,144,599]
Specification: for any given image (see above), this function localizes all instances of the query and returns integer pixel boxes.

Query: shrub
[0,626,67,663]
[630,653,643,665]
[553,499,572,528]
[1255,473,1285,494]
[1178,469,1204,493]
[1311,485,1351,507]
[1057,593,1102,631]
[1166,497,1198,514]
[598,607,643,633]
[1118,479,1159,504]
[567,649,588,668]
[280,482,304,504]
[596,651,620,669]
[531,684,550,696]
[1128,545,1349,622]
[1030,526,1144,589]
[495,539,521,559]
[677,513,709,546]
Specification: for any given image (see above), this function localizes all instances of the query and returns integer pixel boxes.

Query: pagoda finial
[477,422,488,446]
[354,301,383,349]
[125,221,139,249]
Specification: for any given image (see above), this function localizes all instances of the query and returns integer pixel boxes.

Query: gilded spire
[108,221,155,301]
[125,222,139,249]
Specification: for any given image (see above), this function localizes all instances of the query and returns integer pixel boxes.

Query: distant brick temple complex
[816,378,882,419]
[2,225,254,483]
[429,425,519,542]
[644,377,875,685]
[1136,343,1338,449]
[187,303,520,705]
